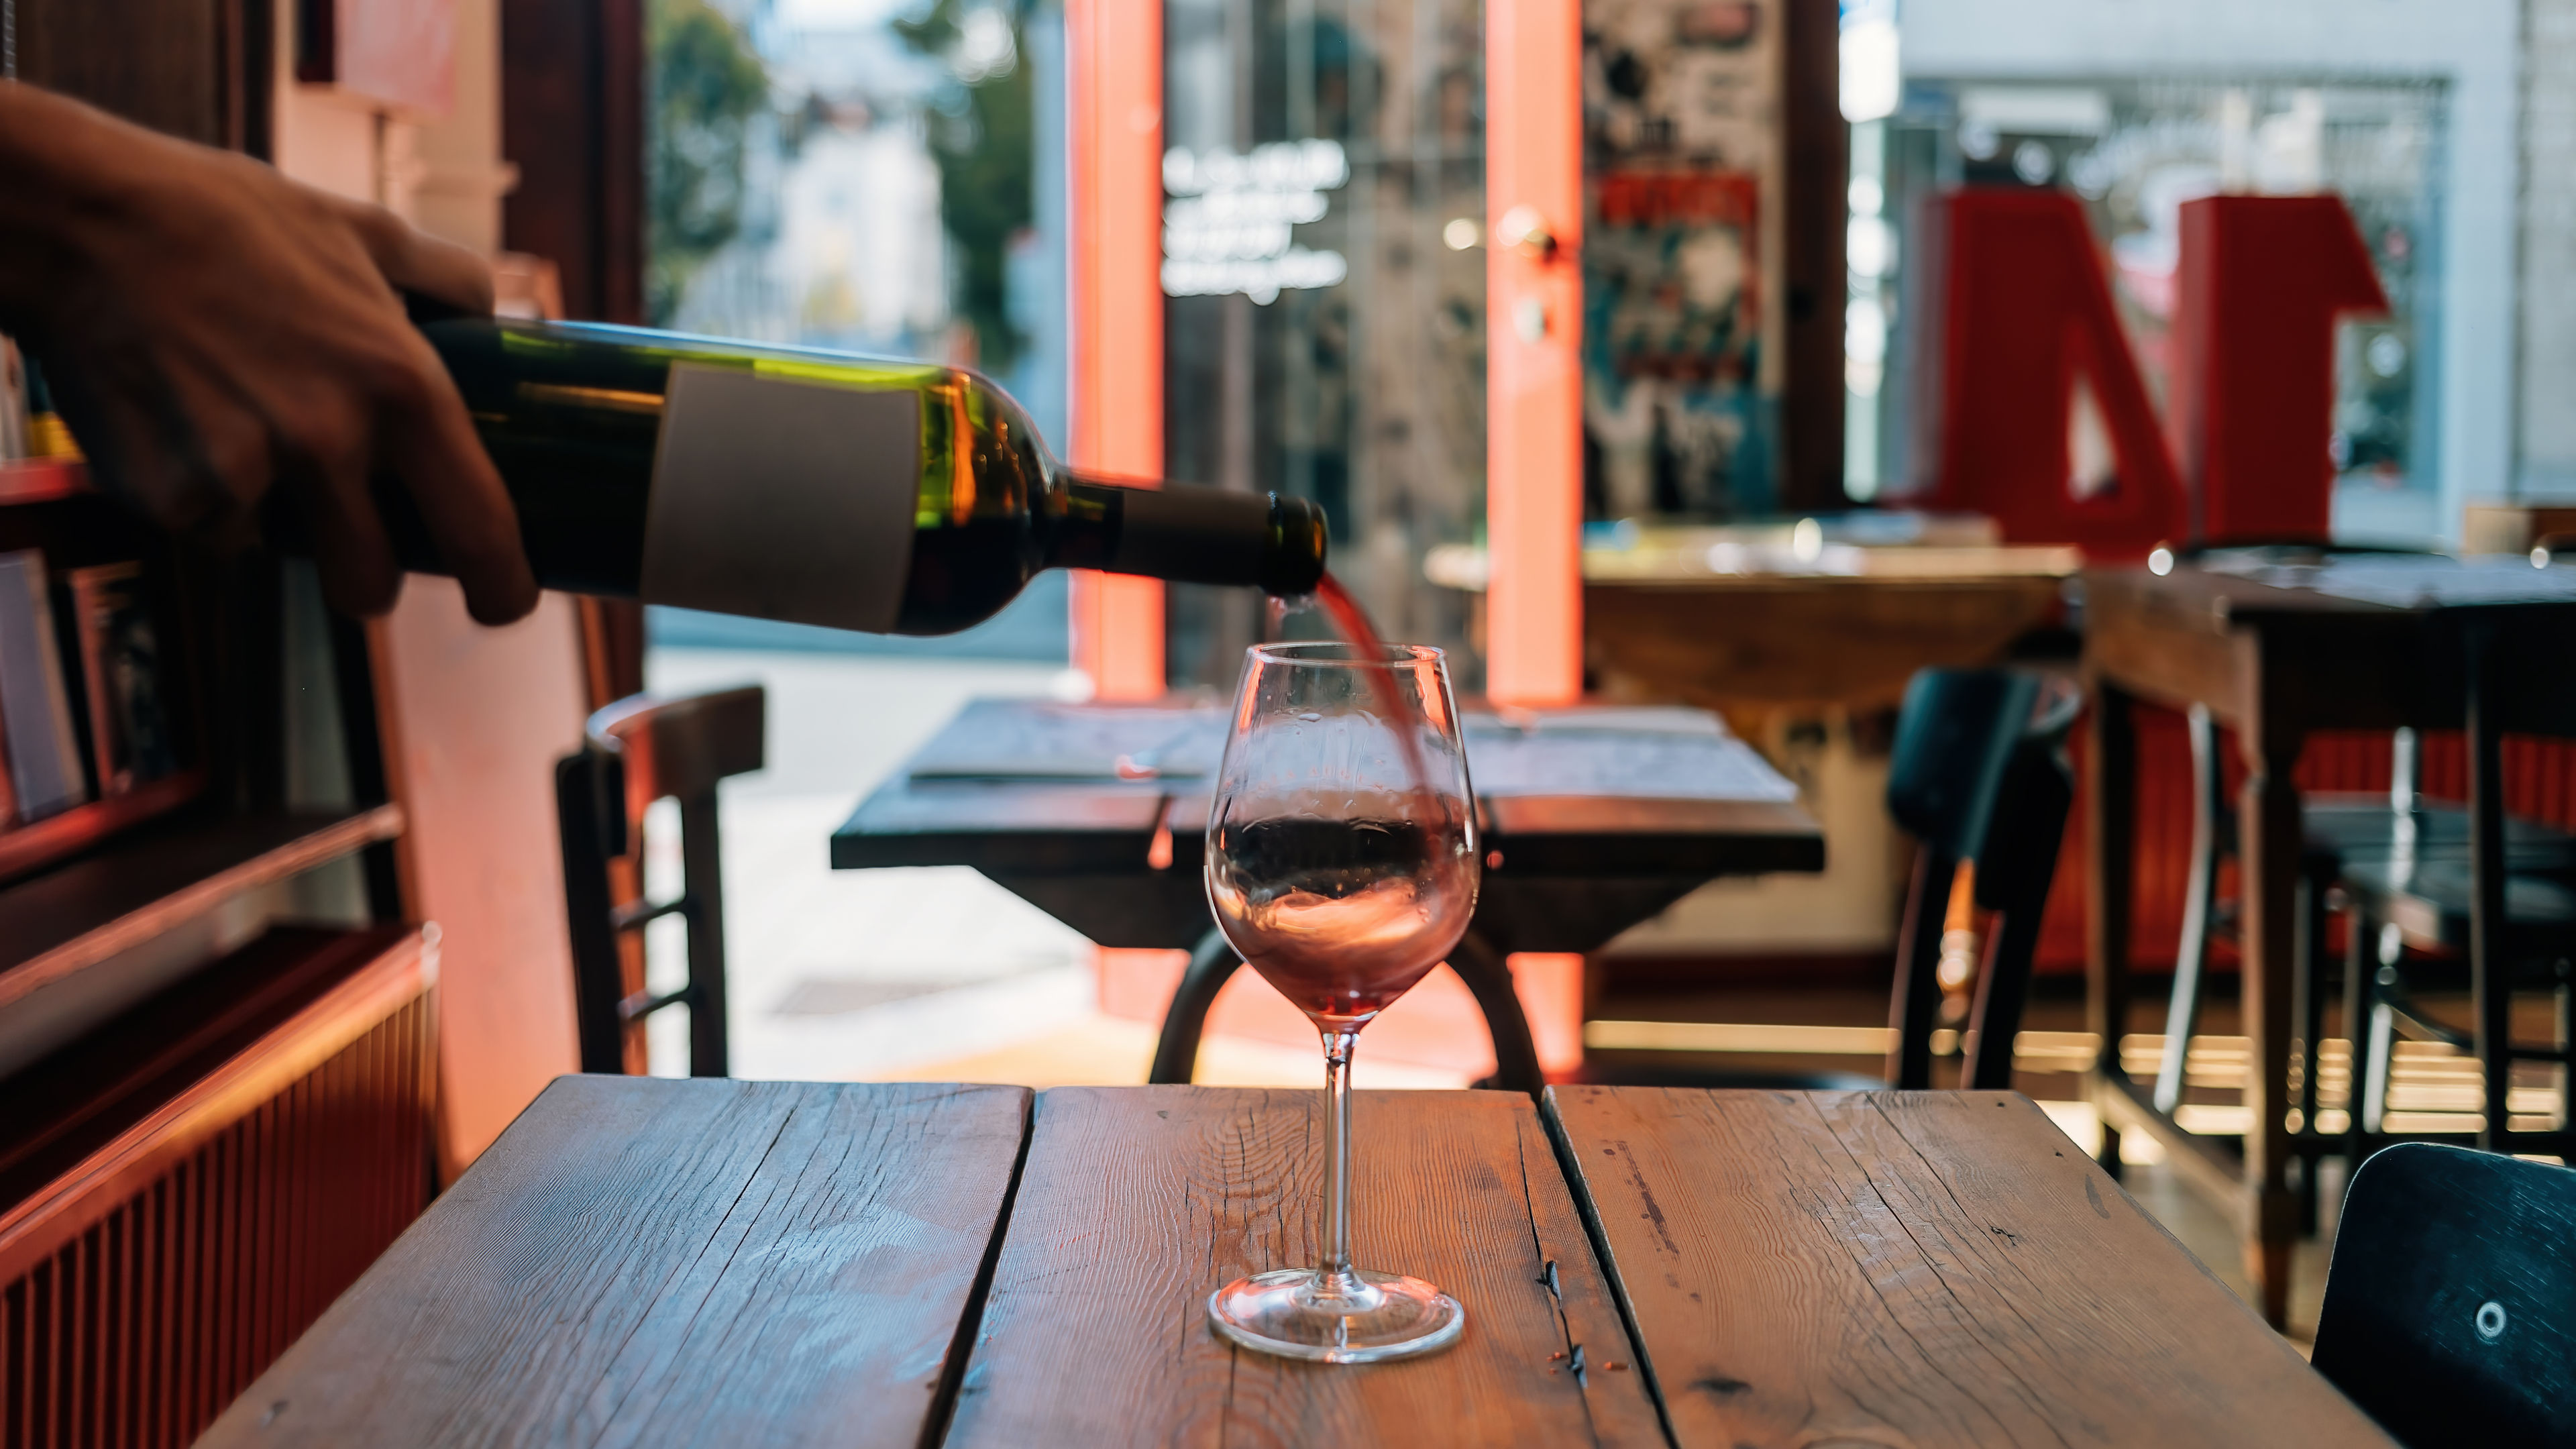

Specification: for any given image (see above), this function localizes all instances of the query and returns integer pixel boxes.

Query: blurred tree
[896,0,1033,371]
[647,0,768,325]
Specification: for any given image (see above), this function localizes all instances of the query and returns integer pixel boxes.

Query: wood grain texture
[1585,576,2066,711]
[197,1077,1030,1449]
[1546,1087,2394,1448]
[948,1086,1664,1449]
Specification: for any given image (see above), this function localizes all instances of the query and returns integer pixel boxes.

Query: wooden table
[831,701,1823,1089]
[2084,558,2576,1328]
[1427,535,2080,710]
[204,1077,2390,1447]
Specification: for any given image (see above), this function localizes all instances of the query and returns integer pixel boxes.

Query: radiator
[1,927,436,1448]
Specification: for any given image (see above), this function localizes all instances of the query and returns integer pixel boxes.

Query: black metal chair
[2161,715,2576,1199]
[1881,667,2084,1089]
[2148,546,2576,1206]
[2311,1142,2576,1448]
[556,685,765,1076]
[2337,829,2576,1176]
[1569,667,2081,1093]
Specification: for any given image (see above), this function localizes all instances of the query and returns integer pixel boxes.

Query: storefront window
[1854,77,2447,530]
[1161,0,1487,688]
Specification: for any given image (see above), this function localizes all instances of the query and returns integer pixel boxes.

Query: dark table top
[830,700,1824,953]
[2093,554,2576,618]
[201,1078,2386,1448]
[2087,558,2576,736]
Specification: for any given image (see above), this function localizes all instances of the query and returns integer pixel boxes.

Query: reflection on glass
[1867,78,2446,505]
[1161,0,1487,692]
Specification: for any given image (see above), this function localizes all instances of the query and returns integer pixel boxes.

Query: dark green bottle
[389,319,1327,633]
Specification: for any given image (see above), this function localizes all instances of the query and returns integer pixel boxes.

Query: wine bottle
[384,318,1326,634]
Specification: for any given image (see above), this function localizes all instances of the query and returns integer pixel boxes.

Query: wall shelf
[0,458,87,507]
[0,803,405,1012]
[0,771,209,888]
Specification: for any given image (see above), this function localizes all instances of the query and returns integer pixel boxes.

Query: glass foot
[1207,1267,1466,1363]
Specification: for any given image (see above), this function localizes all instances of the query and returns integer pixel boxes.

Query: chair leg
[1884,848,1955,1090]
[1962,904,2040,1091]
[2560,965,2575,1138]
[1448,928,1547,1095]
[2340,902,2371,1183]
[2087,679,2139,1181]
[2348,917,2398,1186]
[1148,927,1243,1085]
[2466,621,2510,1152]
[557,751,630,1076]
[679,792,729,1078]
[2294,869,2328,1235]
[2156,705,2225,1116]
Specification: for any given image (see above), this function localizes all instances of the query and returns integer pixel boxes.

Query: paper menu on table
[906,700,1222,781]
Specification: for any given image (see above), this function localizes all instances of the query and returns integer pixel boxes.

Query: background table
[2084,557,2576,1327]
[205,1078,2387,1447]
[1427,532,2080,710]
[831,701,1823,1088]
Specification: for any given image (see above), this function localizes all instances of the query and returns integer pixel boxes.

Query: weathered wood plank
[198,1076,1030,1448]
[948,1086,1664,1448]
[1546,1086,2393,1448]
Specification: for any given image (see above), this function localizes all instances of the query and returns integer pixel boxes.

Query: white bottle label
[640,364,920,631]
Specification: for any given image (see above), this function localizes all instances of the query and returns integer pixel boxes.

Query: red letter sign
[2166,196,2388,544]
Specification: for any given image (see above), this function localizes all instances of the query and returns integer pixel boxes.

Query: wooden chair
[2311,1142,2576,1448]
[1881,667,2084,1089]
[556,686,765,1076]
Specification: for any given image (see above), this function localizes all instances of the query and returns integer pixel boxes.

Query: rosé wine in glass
[1201,638,1479,1363]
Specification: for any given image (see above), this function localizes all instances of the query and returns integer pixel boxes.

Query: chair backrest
[2311,1142,2576,1448]
[557,686,766,1077]
[1886,669,2045,861]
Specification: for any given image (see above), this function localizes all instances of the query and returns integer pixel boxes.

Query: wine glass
[1201,641,1481,1362]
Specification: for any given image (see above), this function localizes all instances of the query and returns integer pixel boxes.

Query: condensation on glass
[1161,0,1487,690]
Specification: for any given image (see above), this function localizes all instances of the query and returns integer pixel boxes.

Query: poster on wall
[1582,0,1781,520]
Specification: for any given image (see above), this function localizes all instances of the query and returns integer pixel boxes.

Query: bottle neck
[1046,473,1328,596]
[1044,474,1130,573]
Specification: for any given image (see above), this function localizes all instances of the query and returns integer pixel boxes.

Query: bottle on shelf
[376,317,1328,635]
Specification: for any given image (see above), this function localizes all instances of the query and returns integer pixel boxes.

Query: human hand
[0,84,538,624]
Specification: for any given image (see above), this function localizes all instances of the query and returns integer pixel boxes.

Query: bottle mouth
[1265,496,1330,596]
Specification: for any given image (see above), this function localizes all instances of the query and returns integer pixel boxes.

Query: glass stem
[1320,1026,1362,1295]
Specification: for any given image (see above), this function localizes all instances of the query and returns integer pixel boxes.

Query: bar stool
[556,686,766,1076]
[2160,720,2576,1166]
[2331,625,2576,1173]
[2337,852,2576,1171]
[2151,546,2576,1218]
